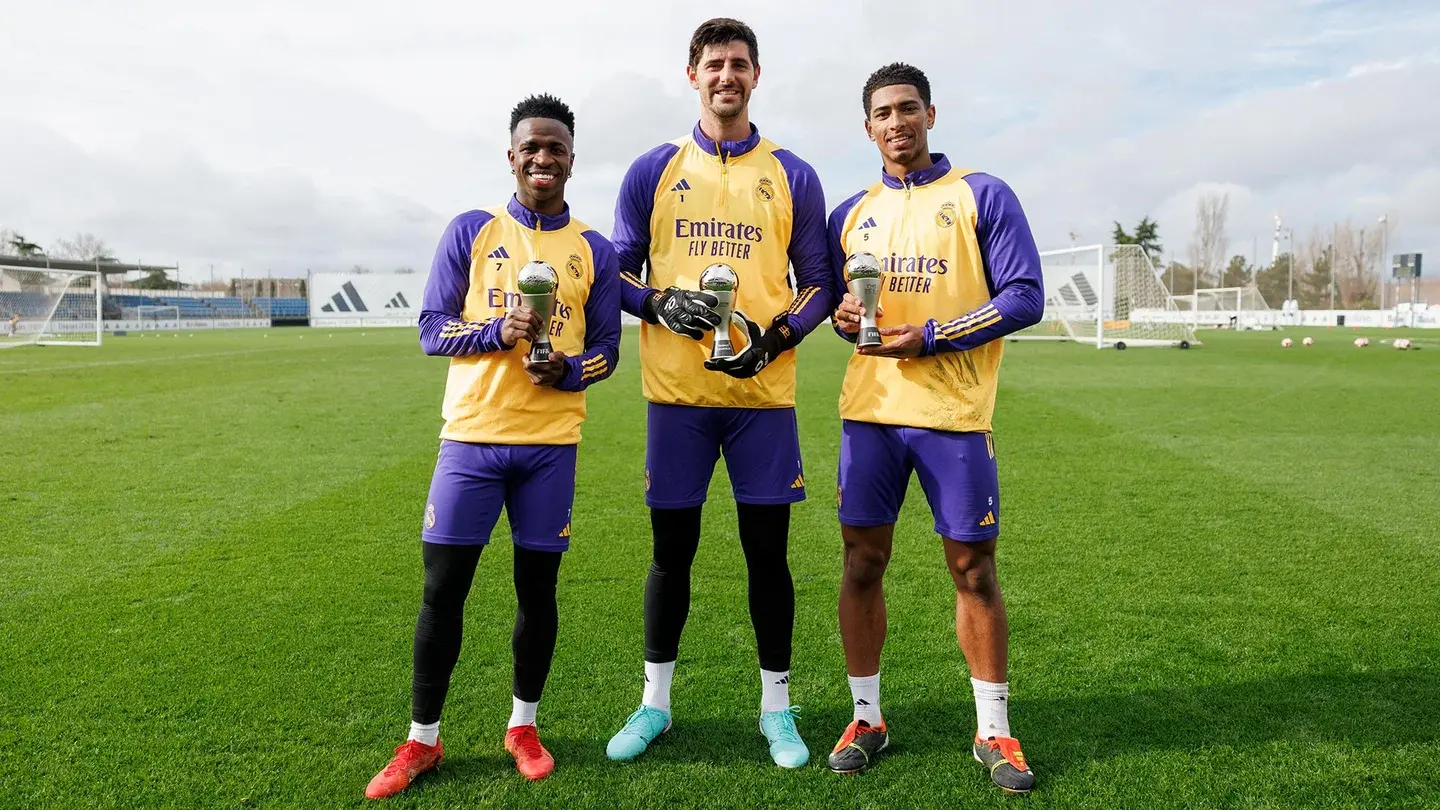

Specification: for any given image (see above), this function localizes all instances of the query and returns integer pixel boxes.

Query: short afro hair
[862,63,931,116]
[688,17,758,68]
[509,93,575,136]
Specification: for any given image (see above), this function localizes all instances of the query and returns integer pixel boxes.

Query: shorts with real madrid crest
[837,421,1000,541]
[421,440,577,552]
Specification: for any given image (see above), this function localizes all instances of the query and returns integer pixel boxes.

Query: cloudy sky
[1,0,1436,281]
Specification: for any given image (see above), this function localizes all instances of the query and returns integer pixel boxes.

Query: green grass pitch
[2,326,1438,809]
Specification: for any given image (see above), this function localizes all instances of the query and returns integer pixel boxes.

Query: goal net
[1173,285,1275,330]
[0,266,102,348]
[1011,245,1198,348]
[123,304,182,323]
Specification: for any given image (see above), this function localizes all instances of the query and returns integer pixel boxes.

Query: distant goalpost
[1011,244,1199,349]
[0,266,103,348]
[1172,285,1275,330]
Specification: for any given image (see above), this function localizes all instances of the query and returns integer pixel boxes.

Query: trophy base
[529,342,553,362]
[856,326,881,348]
[710,339,735,360]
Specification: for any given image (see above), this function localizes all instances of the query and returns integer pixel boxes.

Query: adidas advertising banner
[310,272,424,327]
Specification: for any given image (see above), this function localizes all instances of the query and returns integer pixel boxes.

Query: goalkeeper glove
[644,286,721,340]
[703,310,794,379]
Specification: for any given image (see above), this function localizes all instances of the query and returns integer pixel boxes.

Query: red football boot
[504,724,556,781]
[364,739,443,799]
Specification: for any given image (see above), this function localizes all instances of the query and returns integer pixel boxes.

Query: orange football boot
[364,739,443,799]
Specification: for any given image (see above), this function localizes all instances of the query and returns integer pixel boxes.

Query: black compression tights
[643,503,794,672]
[411,543,562,724]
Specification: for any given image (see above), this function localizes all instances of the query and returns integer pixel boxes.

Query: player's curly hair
[688,17,758,67]
[509,93,575,136]
[862,62,931,116]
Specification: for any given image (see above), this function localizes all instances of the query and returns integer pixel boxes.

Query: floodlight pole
[1330,223,1337,312]
[1378,215,1388,320]
[1285,228,1294,304]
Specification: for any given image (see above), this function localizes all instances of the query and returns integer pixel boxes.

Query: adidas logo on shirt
[671,178,692,192]
[857,217,877,229]
[487,246,510,259]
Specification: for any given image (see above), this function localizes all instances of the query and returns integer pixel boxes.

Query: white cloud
[0,0,1436,277]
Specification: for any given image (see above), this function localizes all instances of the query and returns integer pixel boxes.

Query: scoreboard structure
[1392,253,1422,279]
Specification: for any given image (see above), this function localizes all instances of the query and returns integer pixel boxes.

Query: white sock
[848,673,882,726]
[408,720,439,746]
[643,660,674,713]
[971,677,1011,739]
[508,697,538,728]
[760,669,790,713]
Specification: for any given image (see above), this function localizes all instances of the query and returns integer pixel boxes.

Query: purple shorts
[837,420,1000,541]
[645,402,806,509]
[421,439,576,552]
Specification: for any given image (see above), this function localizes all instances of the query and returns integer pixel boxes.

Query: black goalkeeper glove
[703,310,794,379]
[644,286,722,340]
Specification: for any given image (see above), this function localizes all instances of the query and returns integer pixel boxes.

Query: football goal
[1011,244,1198,349]
[0,266,102,348]
[1172,285,1275,330]
[124,304,182,323]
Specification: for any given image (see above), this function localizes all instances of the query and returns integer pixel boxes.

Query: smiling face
[864,83,935,172]
[687,40,759,123]
[508,117,573,214]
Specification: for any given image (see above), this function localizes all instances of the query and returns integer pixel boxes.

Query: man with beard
[604,17,833,769]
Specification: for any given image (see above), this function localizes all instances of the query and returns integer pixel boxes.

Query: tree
[1187,192,1230,289]
[1297,229,1333,309]
[51,233,116,262]
[1221,255,1252,288]
[5,232,45,257]
[1113,216,1163,263]
[1255,257,1290,309]
[1333,220,1380,308]
[1161,260,1196,297]
[132,269,180,290]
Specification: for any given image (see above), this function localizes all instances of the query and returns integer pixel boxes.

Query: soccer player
[5,313,18,338]
[364,93,620,798]
[604,17,833,768]
[823,63,1045,793]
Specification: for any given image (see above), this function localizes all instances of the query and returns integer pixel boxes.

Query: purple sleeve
[923,174,1044,356]
[555,231,622,392]
[419,210,509,356]
[826,190,869,343]
[767,149,833,348]
[611,143,679,320]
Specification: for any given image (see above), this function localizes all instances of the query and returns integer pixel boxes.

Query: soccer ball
[1302,337,1313,346]
[1353,337,1369,348]
[1394,338,1411,350]
[1281,338,1293,348]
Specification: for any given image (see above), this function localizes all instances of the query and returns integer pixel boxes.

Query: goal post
[0,266,103,348]
[1173,285,1275,330]
[1011,244,1199,349]
[125,304,182,322]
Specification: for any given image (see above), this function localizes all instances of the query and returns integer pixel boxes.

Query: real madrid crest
[936,201,956,228]
[425,502,436,529]
[755,177,775,203]
[566,253,584,280]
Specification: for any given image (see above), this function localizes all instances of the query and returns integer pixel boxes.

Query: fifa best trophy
[844,251,883,348]
[698,263,739,359]
[517,261,559,362]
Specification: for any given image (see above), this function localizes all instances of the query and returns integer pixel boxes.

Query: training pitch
[2,327,1437,809]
